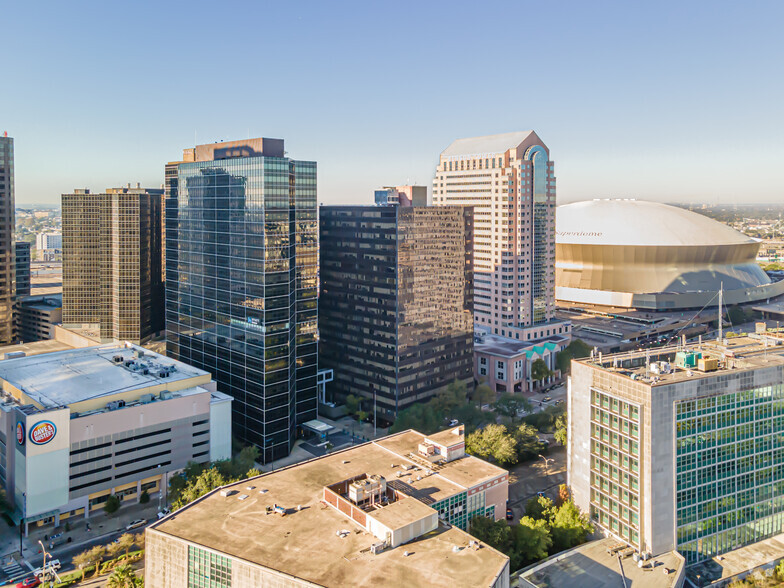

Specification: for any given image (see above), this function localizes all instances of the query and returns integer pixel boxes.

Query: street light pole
[538,454,554,479]
[37,540,49,588]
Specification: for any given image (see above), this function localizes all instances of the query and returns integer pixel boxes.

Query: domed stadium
[555,199,784,310]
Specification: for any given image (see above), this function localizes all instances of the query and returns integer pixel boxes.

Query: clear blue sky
[3,0,783,205]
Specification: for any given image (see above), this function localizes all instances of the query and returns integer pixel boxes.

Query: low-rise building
[146,426,510,588]
[474,330,569,394]
[0,342,232,533]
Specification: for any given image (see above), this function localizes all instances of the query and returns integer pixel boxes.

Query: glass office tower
[165,139,318,463]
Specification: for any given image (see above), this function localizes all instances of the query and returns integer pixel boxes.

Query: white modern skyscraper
[433,132,560,342]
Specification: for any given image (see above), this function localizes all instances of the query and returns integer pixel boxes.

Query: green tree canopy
[72,550,93,581]
[554,413,568,446]
[555,339,592,374]
[525,495,554,520]
[494,394,532,420]
[468,516,513,554]
[549,500,594,553]
[107,563,143,588]
[466,424,519,466]
[514,423,543,461]
[104,495,120,515]
[530,359,553,383]
[513,516,552,566]
[473,383,496,407]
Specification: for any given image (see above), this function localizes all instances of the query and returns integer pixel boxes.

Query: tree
[514,423,542,461]
[513,516,552,566]
[107,563,143,588]
[104,495,121,515]
[555,339,592,374]
[474,383,495,407]
[466,424,518,466]
[494,394,531,420]
[134,531,146,550]
[345,394,360,415]
[357,410,369,423]
[139,490,150,504]
[530,359,553,384]
[549,500,594,553]
[525,495,554,521]
[116,533,137,557]
[173,467,228,510]
[557,484,571,507]
[73,549,93,581]
[88,544,107,577]
[468,516,512,554]
[554,413,568,446]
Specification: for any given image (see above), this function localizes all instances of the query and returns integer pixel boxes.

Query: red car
[16,578,41,588]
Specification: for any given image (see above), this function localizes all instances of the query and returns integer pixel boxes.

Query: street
[506,445,567,523]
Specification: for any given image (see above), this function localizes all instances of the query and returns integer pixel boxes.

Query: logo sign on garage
[16,422,24,446]
[29,420,57,445]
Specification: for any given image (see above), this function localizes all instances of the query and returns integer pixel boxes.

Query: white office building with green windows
[568,333,784,565]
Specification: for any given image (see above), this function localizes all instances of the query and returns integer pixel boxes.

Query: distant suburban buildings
[0,341,231,534]
[146,426,510,588]
[14,241,30,297]
[0,134,15,344]
[433,132,566,341]
[35,231,62,261]
[374,184,427,207]
[568,332,784,564]
[556,199,784,310]
[165,138,318,464]
[319,205,474,417]
[61,184,165,344]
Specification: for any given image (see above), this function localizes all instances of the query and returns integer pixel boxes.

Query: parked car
[16,578,40,588]
[126,519,148,531]
[448,419,459,427]
[506,508,514,521]
[538,438,550,446]
[157,508,171,519]
[537,491,546,498]
[33,559,61,579]
[543,396,552,402]
[48,535,71,549]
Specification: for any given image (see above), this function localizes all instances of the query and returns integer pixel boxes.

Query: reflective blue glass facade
[165,143,318,463]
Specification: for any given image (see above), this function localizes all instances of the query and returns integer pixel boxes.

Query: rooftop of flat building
[152,430,509,588]
[517,537,684,588]
[184,137,285,162]
[0,342,210,409]
[577,332,784,386]
[474,330,569,359]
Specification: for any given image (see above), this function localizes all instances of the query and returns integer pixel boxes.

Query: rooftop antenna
[717,282,723,343]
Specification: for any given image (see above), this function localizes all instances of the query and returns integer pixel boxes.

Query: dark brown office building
[0,135,15,345]
[62,184,164,343]
[319,205,474,418]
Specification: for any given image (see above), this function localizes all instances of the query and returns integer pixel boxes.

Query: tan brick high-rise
[62,185,164,343]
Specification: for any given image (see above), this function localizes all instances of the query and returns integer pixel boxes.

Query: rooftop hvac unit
[139,394,155,404]
[112,355,123,363]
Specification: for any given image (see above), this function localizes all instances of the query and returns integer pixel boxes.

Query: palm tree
[88,544,107,577]
[72,549,92,581]
[116,532,137,557]
[134,531,146,551]
[106,563,141,588]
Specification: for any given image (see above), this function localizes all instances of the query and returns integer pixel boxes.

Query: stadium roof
[556,199,756,247]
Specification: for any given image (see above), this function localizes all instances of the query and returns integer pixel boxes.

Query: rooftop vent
[219,489,237,497]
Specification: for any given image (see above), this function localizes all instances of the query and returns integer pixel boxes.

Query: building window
[479,357,487,366]
[188,545,232,588]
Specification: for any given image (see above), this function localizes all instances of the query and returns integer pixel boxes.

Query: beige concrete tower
[433,132,556,342]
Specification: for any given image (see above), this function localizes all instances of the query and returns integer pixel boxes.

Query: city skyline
[3,1,784,206]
